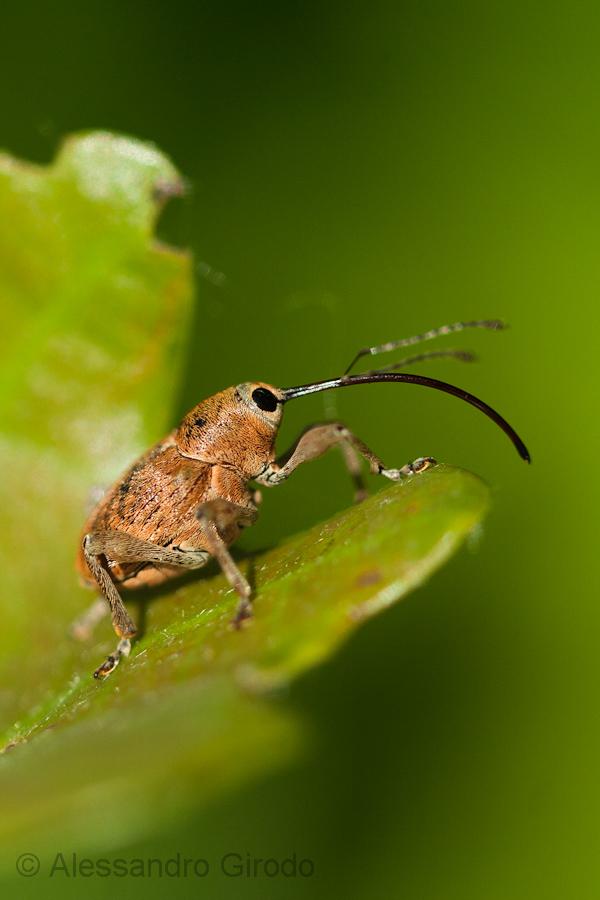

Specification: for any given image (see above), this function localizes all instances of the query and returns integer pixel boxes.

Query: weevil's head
[176,382,285,476]
[235,382,285,425]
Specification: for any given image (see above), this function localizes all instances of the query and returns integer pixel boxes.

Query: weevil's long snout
[281,372,530,462]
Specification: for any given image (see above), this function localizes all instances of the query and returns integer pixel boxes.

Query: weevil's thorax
[175,383,284,479]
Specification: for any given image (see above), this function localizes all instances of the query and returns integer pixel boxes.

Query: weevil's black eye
[252,387,278,412]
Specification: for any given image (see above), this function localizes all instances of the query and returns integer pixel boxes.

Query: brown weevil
[75,319,530,679]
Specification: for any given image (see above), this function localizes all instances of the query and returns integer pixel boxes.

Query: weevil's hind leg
[82,534,138,679]
[196,499,255,628]
[70,597,108,642]
[83,529,212,679]
[83,535,138,641]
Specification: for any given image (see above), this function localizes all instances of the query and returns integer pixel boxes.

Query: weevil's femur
[281,372,530,462]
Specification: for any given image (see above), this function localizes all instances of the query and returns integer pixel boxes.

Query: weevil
[75,319,530,679]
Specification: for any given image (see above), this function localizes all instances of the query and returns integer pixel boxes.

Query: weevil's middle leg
[196,499,255,628]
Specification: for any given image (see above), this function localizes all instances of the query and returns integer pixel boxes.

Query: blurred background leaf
[0,2,598,897]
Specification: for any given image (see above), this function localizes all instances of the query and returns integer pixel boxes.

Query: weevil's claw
[381,456,437,481]
[93,638,131,680]
[94,656,118,679]
[402,456,437,475]
[231,600,253,630]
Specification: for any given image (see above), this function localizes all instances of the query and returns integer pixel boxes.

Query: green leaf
[0,132,193,724]
[0,133,490,859]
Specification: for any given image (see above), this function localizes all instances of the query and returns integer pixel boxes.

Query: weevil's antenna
[344,319,505,375]
[362,348,476,375]
[281,371,530,462]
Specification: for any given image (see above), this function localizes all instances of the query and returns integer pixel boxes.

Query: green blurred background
[2,1,598,897]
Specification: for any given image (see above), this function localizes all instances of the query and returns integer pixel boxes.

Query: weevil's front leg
[257,422,436,489]
[196,498,256,628]
[83,530,210,679]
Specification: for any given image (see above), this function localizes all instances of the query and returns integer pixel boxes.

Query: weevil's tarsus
[344,319,505,375]
[362,348,476,376]
[94,638,131,680]
[408,456,437,474]
[282,372,530,463]
[381,456,438,481]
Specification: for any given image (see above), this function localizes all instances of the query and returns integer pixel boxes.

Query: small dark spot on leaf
[404,502,419,515]
[356,569,382,588]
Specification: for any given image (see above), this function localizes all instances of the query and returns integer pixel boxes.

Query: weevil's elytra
[75,320,530,680]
